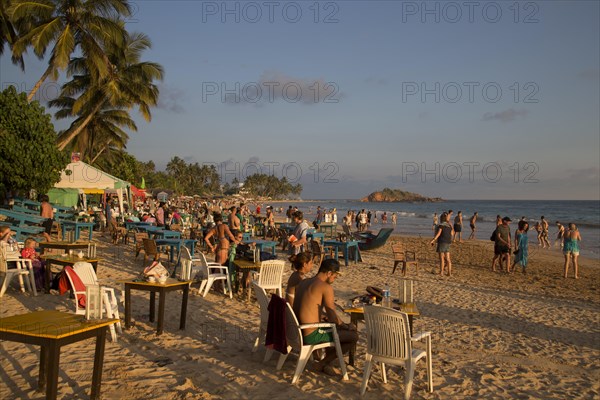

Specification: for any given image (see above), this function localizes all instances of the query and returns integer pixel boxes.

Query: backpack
[490,229,497,241]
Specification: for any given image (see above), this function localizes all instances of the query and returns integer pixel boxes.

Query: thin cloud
[223,70,345,106]
[482,109,529,123]
[156,84,185,113]
[577,69,600,80]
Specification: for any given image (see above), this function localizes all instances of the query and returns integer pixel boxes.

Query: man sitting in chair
[293,259,358,374]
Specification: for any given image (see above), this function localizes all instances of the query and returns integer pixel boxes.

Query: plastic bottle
[383,284,391,308]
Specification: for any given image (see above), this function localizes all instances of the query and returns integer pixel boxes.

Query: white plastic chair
[195,252,232,299]
[0,245,36,297]
[360,305,433,399]
[180,246,202,281]
[66,262,121,342]
[276,302,348,384]
[251,282,272,359]
[249,260,286,301]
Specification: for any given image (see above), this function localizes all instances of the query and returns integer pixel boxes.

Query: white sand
[1,233,599,399]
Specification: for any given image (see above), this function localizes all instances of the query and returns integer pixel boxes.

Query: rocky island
[361,187,443,202]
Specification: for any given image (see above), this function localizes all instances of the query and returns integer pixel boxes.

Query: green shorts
[303,329,333,345]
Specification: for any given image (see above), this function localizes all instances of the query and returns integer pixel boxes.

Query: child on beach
[20,237,46,291]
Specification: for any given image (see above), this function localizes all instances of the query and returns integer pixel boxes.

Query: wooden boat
[356,228,394,251]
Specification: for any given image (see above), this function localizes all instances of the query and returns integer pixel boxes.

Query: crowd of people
[429,210,583,279]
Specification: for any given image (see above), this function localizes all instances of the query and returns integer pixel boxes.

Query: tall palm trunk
[57,102,103,150]
[27,64,53,102]
[90,139,112,164]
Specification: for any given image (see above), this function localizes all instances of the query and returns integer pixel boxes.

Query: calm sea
[269,200,600,259]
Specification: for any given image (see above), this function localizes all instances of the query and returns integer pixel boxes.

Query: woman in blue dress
[513,220,529,274]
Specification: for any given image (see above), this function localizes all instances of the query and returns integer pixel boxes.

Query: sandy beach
[1,232,599,399]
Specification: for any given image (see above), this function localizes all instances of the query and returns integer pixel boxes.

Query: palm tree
[0,0,30,69]
[51,93,135,162]
[9,0,131,101]
[51,30,163,151]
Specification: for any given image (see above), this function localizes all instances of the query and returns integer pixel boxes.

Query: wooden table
[60,221,95,241]
[155,238,197,263]
[343,302,420,366]
[41,254,99,293]
[318,223,337,238]
[0,310,117,400]
[324,240,362,266]
[307,231,325,245]
[39,241,92,255]
[232,259,262,293]
[123,278,191,335]
[245,239,278,255]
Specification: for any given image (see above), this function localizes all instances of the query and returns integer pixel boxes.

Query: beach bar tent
[53,161,131,214]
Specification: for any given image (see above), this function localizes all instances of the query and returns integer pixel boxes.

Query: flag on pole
[140,177,146,189]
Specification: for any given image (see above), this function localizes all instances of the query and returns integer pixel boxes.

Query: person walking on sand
[468,212,478,240]
[432,213,438,231]
[453,211,463,242]
[512,221,529,274]
[534,221,543,246]
[431,212,454,276]
[563,223,582,279]
[554,221,565,249]
[540,216,550,248]
[492,217,512,273]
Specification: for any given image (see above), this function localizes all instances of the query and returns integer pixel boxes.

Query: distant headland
[360,188,443,202]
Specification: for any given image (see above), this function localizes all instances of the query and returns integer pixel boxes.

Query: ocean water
[269,200,600,259]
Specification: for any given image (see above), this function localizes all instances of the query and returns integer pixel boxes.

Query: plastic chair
[249,260,286,301]
[65,263,121,342]
[360,305,433,399]
[251,282,272,359]
[0,247,36,297]
[195,252,232,299]
[392,243,419,275]
[276,302,348,384]
[180,246,202,281]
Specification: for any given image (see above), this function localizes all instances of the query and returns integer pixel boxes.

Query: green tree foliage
[0,86,69,197]
[242,174,302,199]
[165,157,220,195]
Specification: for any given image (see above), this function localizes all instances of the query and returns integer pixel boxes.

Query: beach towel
[61,266,86,308]
[266,294,288,355]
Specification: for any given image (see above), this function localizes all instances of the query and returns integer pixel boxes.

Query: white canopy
[54,161,131,217]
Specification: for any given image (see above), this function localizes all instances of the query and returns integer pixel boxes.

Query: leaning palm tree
[51,93,135,162]
[51,30,163,151]
[9,0,131,101]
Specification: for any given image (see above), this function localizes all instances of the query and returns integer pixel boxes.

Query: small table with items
[231,258,263,294]
[0,310,117,400]
[123,278,191,335]
[343,302,420,366]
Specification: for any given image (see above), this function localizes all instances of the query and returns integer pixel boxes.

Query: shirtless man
[40,194,54,242]
[540,216,550,248]
[468,212,478,240]
[293,259,358,372]
[228,206,241,234]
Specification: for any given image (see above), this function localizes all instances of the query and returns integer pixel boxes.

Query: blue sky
[1,0,599,199]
